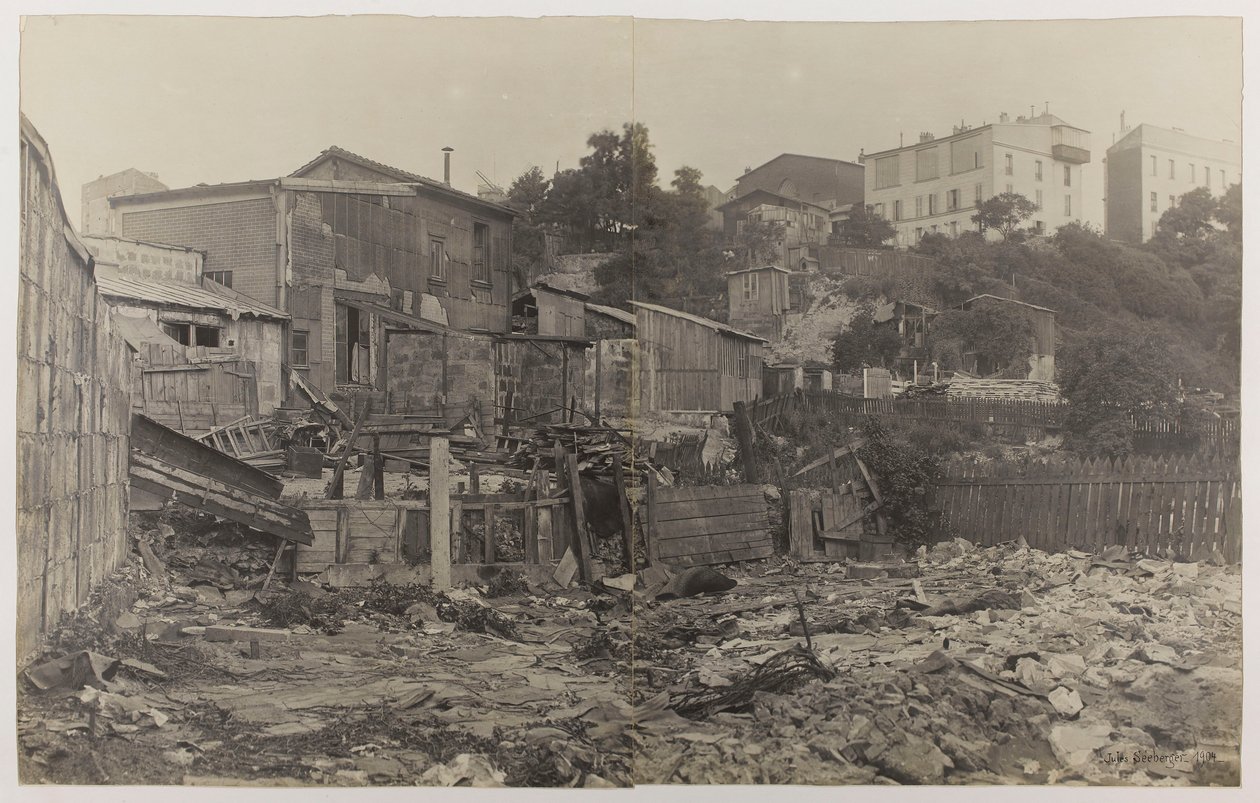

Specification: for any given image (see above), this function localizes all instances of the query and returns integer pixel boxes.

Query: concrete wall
[81,168,167,235]
[19,120,134,663]
[118,194,280,306]
[83,234,202,284]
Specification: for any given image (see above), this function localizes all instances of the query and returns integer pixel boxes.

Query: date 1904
[1101,750,1218,767]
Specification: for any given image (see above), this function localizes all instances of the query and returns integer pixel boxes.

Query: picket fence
[931,454,1241,563]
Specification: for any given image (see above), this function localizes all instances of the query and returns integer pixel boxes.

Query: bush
[855,417,946,549]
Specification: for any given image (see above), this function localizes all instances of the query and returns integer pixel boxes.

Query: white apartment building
[1103,123,1242,243]
[861,112,1091,247]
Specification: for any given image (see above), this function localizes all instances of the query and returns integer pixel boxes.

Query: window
[335,304,371,385]
[1190,163,1196,182]
[205,270,233,288]
[1168,159,1175,179]
[1004,154,1013,176]
[472,222,491,284]
[915,196,923,217]
[1150,192,1158,212]
[429,238,446,280]
[1035,160,1043,181]
[874,202,884,217]
[1151,155,1158,176]
[1035,189,1043,209]
[1005,183,1013,194]
[1033,220,1045,235]
[892,199,902,221]
[974,183,983,205]
[915,147,939,181]
[948,221,959,237]
[931,224,939,233]
[1169,195,1176,208]
[946,189,960,211]
[742,272,759,301]
[1220,169,1226,187]
[928,194,937,215]
[1064,195,1072,216]
[1063,165,1072,187]
[194,326,220,348]
[974,152,982,169]
[161,323,190,346]
[874,155,900,189]
[1205,169,1211,189]
[915,227,924,241]
[291,330,309,368]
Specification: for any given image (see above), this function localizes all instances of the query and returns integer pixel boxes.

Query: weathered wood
[129,452,313,545]
[483,503,497,564]
[430,436,451,590]
[355,455,376,500]
[327,401,371,500]
[613,460,635,572]
[645,471,660,565]
[563,451,594,582]
[732,401,760,483]
[131,414,282,500]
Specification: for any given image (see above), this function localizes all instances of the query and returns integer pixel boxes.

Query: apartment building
[862,112,1091,247]
[1103,123,1242,243]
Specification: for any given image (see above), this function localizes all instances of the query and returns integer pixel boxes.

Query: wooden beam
[563,450,594,582]
[327,400,371,499]
[613,459,635,572]
[429,435,451,590]
[732,400,760,483]
[645,470,660,566]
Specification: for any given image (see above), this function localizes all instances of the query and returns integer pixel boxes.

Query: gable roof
[629,301,769,343]
[961,294,1056,315]
[95,271,289,320]
[584,302,637,326]
[290,146,516,217]
[716,187,832,213]
[725,265,791,277]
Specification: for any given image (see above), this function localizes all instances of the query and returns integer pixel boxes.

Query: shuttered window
[874,155,900,189]
[916,147,939,181]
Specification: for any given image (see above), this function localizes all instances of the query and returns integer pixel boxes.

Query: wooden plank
[612,460,635,572]
[483,503,497,564]
[327,401,371,500]
[430,436,451,589]
[653,496,770,523]
[563,451,593,582]
[645,470,660,566]
[656,515,770,541]
[654,484,766,504]
[788,492,813,559]
[131,414,282,500]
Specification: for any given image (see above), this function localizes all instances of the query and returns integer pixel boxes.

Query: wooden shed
[959,294,1056,382]
[726,265,791,342]
[631,301,768,413]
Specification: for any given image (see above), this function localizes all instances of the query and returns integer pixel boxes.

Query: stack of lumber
[946,375,1061,402]
[347,414,510,467]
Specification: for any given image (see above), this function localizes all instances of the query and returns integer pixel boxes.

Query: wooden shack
[726,265,791,342]
[958,295,1056,382]
[631,301,768,414]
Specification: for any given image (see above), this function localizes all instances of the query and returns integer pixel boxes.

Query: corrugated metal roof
[96,273,289,320]
[628,301,769,343]
[584,302,637,326]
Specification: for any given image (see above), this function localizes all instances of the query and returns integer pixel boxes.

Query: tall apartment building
[1103,123,1242,243]
[862,112,1091,247]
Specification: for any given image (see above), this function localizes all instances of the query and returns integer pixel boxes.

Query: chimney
[442,146,454,185]
[999,112,1009,123]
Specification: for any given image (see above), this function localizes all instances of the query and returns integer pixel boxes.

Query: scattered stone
[1049,720,1113,766]
[113,612,142,632]
[1048,686,1084,717]
[876,735,954,784]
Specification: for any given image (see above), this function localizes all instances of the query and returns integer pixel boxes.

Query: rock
[404,601,439,621]
[1046,653,1087,678]
[1136,644,1180,666]
[1048,686,1084,717]
[419,754,506,786]
[164,748,198,767]
[876,735,954,784]
[334,769,369,784]
[1014,657,1057,693]
[114,612,142,632]
[601,573,637,592]
[192,586,225,606]
[1171,562,1199,579]
[1049,720,1112,767]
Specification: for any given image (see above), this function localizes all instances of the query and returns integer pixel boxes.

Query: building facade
[726,265,791,342]
[81,167,168,235]
[1104,124,1242,243]
[862,113,1091,247]
[105,146,515,400]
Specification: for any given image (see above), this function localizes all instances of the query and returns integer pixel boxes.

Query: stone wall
[585,338,638,419]
[383,329,494,428]
[18,118,135,663]
[495,337,588,424]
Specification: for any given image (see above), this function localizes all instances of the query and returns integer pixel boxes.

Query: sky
[17,14,1244,231]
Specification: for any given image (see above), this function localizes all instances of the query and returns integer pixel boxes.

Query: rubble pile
[506,422,656,479]
[631,538,1241,785]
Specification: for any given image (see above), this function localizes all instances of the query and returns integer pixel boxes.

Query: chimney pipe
[442,146,454,185]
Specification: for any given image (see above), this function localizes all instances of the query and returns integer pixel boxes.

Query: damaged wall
[495,336,588,424]
[384,328,495,426]
[18,117,134,663]
[586,338,639,419]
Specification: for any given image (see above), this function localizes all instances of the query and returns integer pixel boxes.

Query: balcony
[1052,143,1091,164]
[1051,125,1091,164]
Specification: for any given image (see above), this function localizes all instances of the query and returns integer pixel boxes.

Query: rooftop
[629,301,769,343]
[584,302,637,326]
[95,270,289,320]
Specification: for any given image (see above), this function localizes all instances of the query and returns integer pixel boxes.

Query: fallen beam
[129,452,314,545]
[131,413,282,499]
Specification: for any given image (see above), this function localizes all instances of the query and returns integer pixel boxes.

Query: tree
[928,297,1035,377]
[840,204,896,248]
[1215,183,1242,241]
[506,166,550,215]
[1058,325,1179,458]
[832,305,903,374]
[971,192,1038,240]
[731,217,786,267]
[506,167,552,287]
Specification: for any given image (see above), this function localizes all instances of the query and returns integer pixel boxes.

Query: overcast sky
[19,15,1242,228]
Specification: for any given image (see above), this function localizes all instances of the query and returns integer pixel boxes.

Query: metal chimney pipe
[442,147,454,185]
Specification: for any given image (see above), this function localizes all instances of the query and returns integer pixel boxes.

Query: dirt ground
[16,516,1242,787]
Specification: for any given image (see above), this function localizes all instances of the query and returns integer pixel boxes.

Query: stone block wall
[496,338,588,424]
[18,119,134,663]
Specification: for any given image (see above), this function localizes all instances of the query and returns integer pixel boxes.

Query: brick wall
[18,120,134,663]
[119,196,278,306]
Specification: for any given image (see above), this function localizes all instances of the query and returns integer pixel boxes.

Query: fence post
[430,435,451,590]
[733,400,761,483]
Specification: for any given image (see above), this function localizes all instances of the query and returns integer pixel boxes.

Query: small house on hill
[631,301,768,413]
[726,265,791,343]
[510,282,588,337]
[958,294,1056,382]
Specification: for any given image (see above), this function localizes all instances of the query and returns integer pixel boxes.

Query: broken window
[473,222,491,284]
[194,326,221,348]
[161,322,190,345]
[291,330,309,368]
[336,304,371,385]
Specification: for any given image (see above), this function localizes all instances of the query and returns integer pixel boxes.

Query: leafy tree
[832,304,903,374]
[916,230,998,305]
[928,297,1035,377]
[1058,325,1179,458]
[506,166,552,286]
[507,166,550,214]
[856,417,945,549]
[730,217,786,267]
[971,192,1038,240]
[840,204,896,248]
[1154,186,1218,239]
[1216,183,1242,241]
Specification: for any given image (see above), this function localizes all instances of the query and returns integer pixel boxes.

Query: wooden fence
[134,342,259,433]
[642,480,772,567]
[932,455,1241,562]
